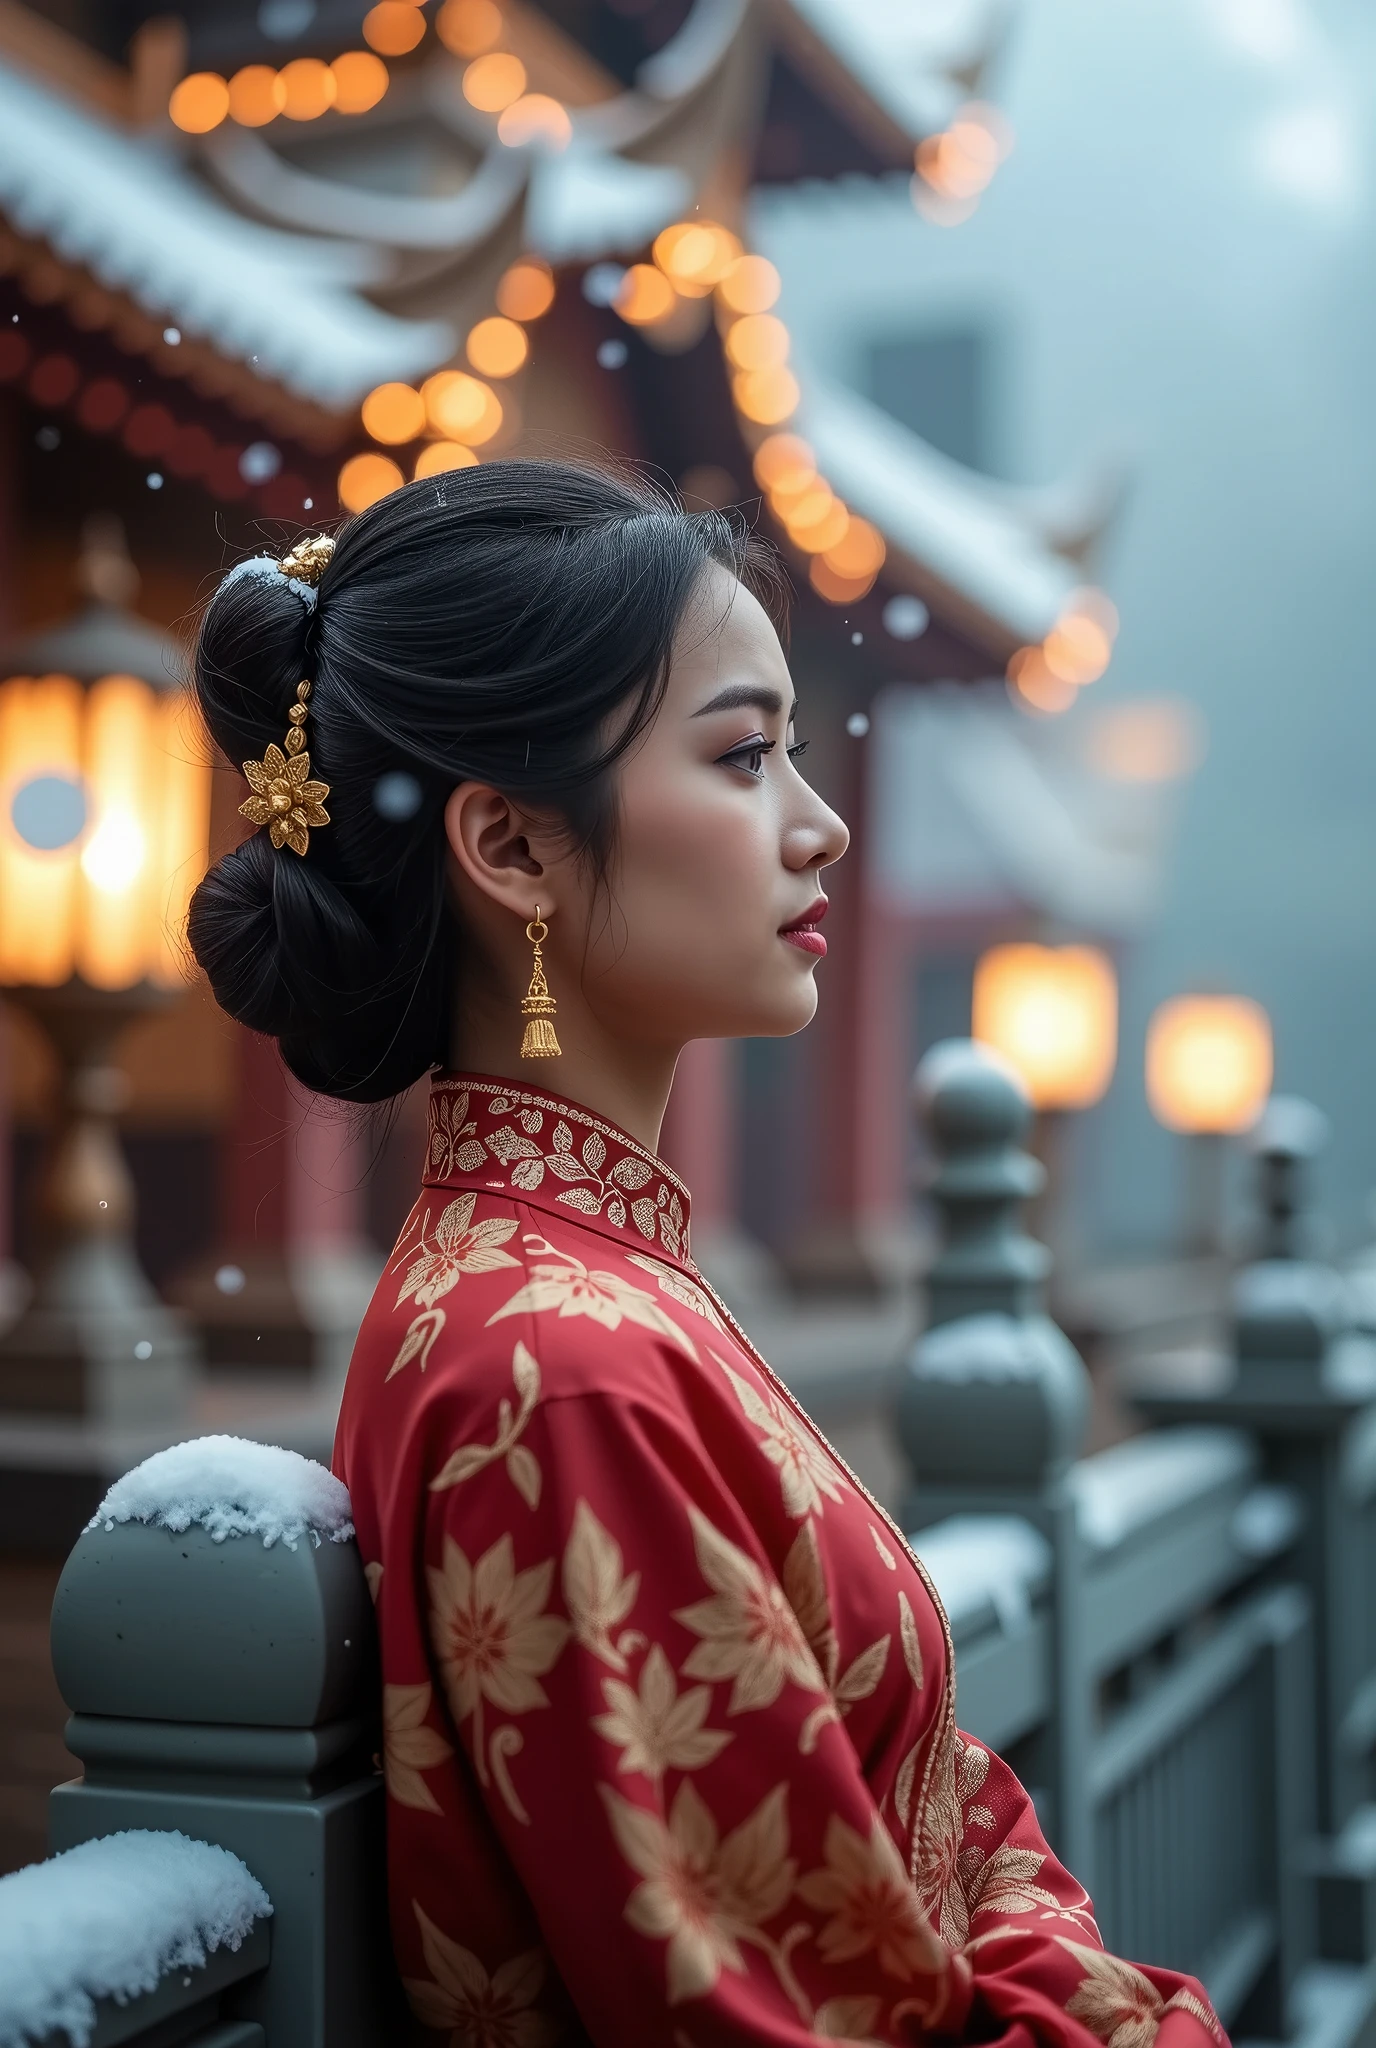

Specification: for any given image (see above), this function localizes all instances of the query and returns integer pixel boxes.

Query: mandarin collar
[424,1072,691,1267]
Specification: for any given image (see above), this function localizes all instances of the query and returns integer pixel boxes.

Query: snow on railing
[91,1434,354,1550]
[0,1829,270,2048]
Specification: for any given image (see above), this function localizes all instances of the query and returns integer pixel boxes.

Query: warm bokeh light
[615,264,676,326]
[1043,613,1112,685]
[787,497,850,555]
[438,0,503,56]
[918,121,1000,199]
[498,94,572,149]
[1008,645,1077,717]
[361,381,426,444]
[1147,995,1273,1134]
[463,52,526,111]
[168,72,230,133]
[724,314,789,372]
[364,1,427,55]
[227,65,285,127]
[279,58,336,120]
[331,50,390,113]
[338,451,405,511]
[421,370,504,444]
[810,557,877,604]
[974,943,1118,1111]
[752,433,816,495]
[653,221,742,297]
[0,674,209,990]
[497,258,556,321]
[466,316,529,377]
[822,516,886,580]
[414,441,480,478]
[718,255,781,315]
[1084,699,1205,782]
[732,364,800,425]
[778,480,832,528]
[496,258,555,321]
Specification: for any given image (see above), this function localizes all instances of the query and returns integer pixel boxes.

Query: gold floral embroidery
[429,1088,488,1180]
[814,1994,884,2041]
[869,1527,897,1571]
[624,1253,726,1331]
[383,1682,453,1814]
[396,1192,520,1310]
[429,1342,543,1507]
[710,1351,845,1519]
[898,1591,924,1690]
[599,1779,797,2007]
[428,1532,570,1797]
[592,1643,732,1780]
[784,1522,890,1754]
[388,1307,446,1381]
[1056,1939,1219,2048]
[562,1499,642,1672]
[487,1242,698,1359]
[913,1725,992,1945]
[797,1814,946,1987]
[404,1901,558,2047]
[674,1506,825,1714]
[966,1845,1091,1926]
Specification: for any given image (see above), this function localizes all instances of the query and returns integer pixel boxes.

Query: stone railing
[0,1438,400,2048]
[6,1047,1376,2048]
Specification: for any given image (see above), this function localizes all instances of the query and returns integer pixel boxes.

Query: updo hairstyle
[187,460,785,1104]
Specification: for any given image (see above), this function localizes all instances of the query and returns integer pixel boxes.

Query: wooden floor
[0,1557,67,1876]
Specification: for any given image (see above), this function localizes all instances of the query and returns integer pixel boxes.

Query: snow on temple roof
[0,1830,270,2048]
[779,0,1013,141]
[93,1434,354,1549]
[797,374,1078,647]
[0,61,453,408]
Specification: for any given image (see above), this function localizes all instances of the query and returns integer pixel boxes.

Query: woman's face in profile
[572,562,850,1049]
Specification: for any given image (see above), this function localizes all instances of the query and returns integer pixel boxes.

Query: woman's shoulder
[346,1182,739,1425]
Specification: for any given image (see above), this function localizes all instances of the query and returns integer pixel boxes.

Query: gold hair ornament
[277,533,335,587]
[520,910,561,1058]
[238,677,331,856]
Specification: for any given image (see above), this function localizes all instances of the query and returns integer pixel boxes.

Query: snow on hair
[220,554,320,610]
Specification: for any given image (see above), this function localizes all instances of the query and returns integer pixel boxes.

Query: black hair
[187,459,787,1103]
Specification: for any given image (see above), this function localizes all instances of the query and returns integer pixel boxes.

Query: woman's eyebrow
[691,683,797,721]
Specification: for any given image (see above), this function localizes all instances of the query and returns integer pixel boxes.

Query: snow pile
[91,1435,353,1550]
[913,1514,1051,1636]
[1073,1427,1254,1552]
[914,1313,1076,1385]
[0,1829,271,2048]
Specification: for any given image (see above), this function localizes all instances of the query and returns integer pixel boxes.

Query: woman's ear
[444,782,547,920]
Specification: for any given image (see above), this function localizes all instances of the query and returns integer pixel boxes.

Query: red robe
[335,1073,1225,2048]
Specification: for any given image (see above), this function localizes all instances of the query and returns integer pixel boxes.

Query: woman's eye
[719,735,775,778]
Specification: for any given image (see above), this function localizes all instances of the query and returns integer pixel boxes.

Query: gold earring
[520,908,561,1058]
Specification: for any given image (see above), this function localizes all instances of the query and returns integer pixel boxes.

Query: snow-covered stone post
[46,1436,401,2046]
[897,1040,1094,1881]
[1137,1098,1376,1961]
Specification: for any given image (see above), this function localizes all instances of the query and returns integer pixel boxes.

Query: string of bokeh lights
[168,0,568,144]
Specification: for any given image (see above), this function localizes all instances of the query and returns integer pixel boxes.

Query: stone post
[897,1039,1094,1879]
[1135,1095,1376,1961]
[47,1464,401,2043]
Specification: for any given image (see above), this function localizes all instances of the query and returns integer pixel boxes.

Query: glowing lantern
[1147,996,1273,1134]
[361,381,426,444]
[227,66,285,127]
[338,451,405,510]
[466,317,529,378]
[0,519,208,1415]
[420,370,503,445]
[364,1,426,55]
[973,943,1118,1111]
[279,58,336,120]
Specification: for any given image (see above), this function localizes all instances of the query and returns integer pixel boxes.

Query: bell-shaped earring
[520,908,562,1058]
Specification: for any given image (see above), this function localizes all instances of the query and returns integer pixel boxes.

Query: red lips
[779,896,828,957]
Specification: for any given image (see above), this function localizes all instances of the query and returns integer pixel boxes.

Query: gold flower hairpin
[237,535,334,855]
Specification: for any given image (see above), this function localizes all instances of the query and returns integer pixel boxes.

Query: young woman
[189,464,1222,2048]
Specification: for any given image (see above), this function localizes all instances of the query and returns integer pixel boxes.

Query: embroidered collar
[424,1072,692,1266]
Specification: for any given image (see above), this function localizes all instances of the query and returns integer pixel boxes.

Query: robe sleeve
[949,1738,1223,2048]
[411,1370,1223,2048]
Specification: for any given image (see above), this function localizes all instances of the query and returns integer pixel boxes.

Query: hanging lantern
[0,519,210,1422]
[1146,995,1273,1135]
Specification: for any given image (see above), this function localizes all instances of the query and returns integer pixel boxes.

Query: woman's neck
[448,990,680,1157]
